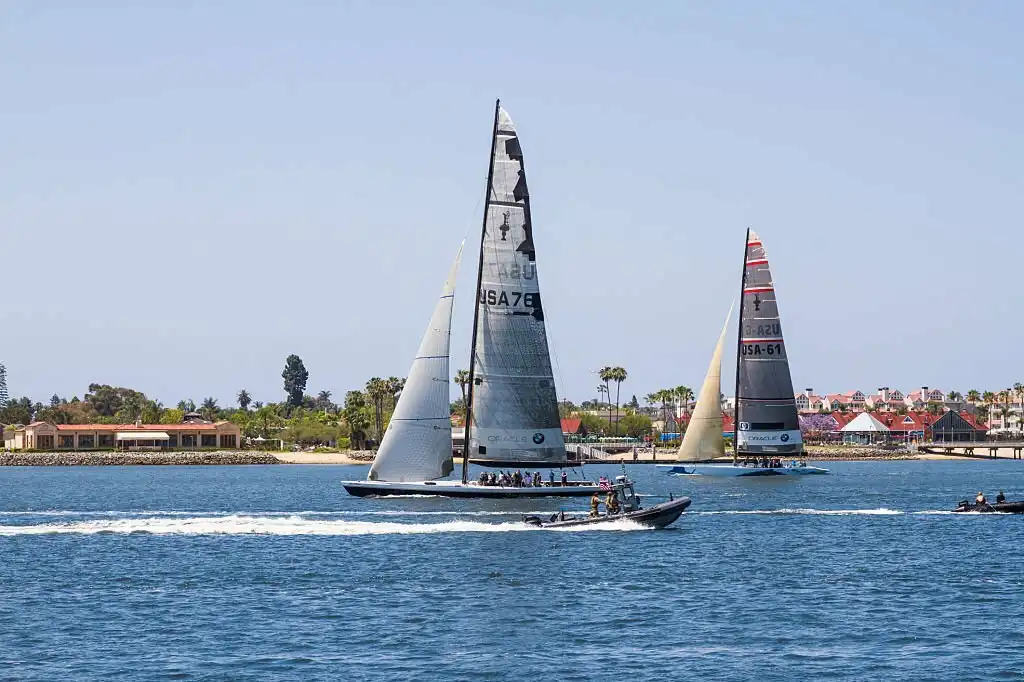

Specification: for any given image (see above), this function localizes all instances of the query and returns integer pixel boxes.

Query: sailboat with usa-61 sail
[666,230,827,477]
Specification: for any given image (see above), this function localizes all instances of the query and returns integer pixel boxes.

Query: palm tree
[966,389,981,404]
[316,390,333,413]
[999,406,1011,430]
[674,385,694,416]
[365,377,390,446]
[141,400,164,424]
[120,394,142,423]
[455,369,470,406]
[598,367,615,432]
[253,401,264,410]
[386,377,405,412]
[237,389,252,411]
[201,397,219,421]
[609,367,627,434]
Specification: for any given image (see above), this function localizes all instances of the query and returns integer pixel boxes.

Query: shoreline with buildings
[0,444,1016,466]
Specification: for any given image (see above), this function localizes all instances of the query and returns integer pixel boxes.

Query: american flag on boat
[598,477,611,491]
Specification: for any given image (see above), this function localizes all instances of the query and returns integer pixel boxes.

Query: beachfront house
[930,411,987,442]
[795,389,825,413]
[6,421,242,451]
[840,412,891,445]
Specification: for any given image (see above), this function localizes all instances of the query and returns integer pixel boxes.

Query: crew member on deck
[976,491,987,505]
[561,471,568,486]
[606,491,621,515]
[590,493,601,517]
[997,490,1006,504]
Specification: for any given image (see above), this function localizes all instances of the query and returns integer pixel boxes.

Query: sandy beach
[274,451,374,465]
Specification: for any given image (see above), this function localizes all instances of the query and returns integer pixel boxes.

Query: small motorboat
[522,475,691,529]
[953,499,1024,514]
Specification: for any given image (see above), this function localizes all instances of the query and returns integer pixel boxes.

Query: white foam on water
[0,514,650,536]
[0,509,575,520]
[695,508,904,516]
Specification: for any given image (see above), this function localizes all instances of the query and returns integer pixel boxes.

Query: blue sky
[2,1,1021,406]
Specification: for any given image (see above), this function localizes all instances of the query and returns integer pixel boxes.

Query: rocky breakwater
[0,450,283,466]
[804,444,916,460]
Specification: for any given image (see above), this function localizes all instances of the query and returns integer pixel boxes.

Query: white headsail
[368,244,463,482]
[677,303,734,462]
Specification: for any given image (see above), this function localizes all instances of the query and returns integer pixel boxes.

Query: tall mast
[732,227,749,465]
[461,98,501,484]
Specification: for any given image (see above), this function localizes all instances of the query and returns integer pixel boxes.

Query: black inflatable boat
[523,474,691,529]
[953,500,1024,514]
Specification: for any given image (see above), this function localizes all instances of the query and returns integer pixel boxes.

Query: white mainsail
[677,304,734,462]
[467,105,565,465]
[368,244,463,482]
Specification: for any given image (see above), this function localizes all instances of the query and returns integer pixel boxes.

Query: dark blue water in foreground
[2,461,1024,681]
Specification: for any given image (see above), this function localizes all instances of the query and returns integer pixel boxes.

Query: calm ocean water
[1,461,1023,681]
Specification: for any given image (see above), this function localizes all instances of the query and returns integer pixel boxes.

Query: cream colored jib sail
[677,303,734,462]
[368,244,463,482]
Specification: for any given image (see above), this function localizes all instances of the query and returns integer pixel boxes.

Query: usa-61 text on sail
[740,342,786,357]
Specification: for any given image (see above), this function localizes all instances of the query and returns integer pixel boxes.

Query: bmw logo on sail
[532,433,545,444]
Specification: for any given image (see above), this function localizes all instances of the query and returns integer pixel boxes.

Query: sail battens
[468,105,566,466]
[368,245,463,482]
[735,232,803,456]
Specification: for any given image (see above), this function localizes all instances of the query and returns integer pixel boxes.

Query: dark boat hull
[953,500,1024,514]
[342,480,601,498]
[523,497,691,529]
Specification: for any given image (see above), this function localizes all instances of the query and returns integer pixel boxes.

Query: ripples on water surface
[1,461,1023,680]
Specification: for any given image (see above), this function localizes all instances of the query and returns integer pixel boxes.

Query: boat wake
[0,514,650,536]
[695,508,904,516]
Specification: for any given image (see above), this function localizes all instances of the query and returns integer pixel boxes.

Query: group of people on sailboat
[476,469,561,488]
[740,456,808,469]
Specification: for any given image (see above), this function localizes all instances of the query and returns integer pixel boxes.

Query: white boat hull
[342,479,603,498]
[657,464,830,477]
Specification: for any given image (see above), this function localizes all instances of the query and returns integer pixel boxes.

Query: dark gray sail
[735,231,803,455]
[466,106,565,466]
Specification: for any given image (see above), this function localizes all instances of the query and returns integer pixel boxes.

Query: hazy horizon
[3,2,1021,407]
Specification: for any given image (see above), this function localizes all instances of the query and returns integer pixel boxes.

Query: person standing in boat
[589,492,601,517]
[997,491,1006,504]
[976,491,987,505]
[561,470,568,486]
[606,490,621,515]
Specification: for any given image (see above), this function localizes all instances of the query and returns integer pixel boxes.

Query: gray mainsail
[734,230,803,455]
[368,245,463,482]
[465,104,565,466]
